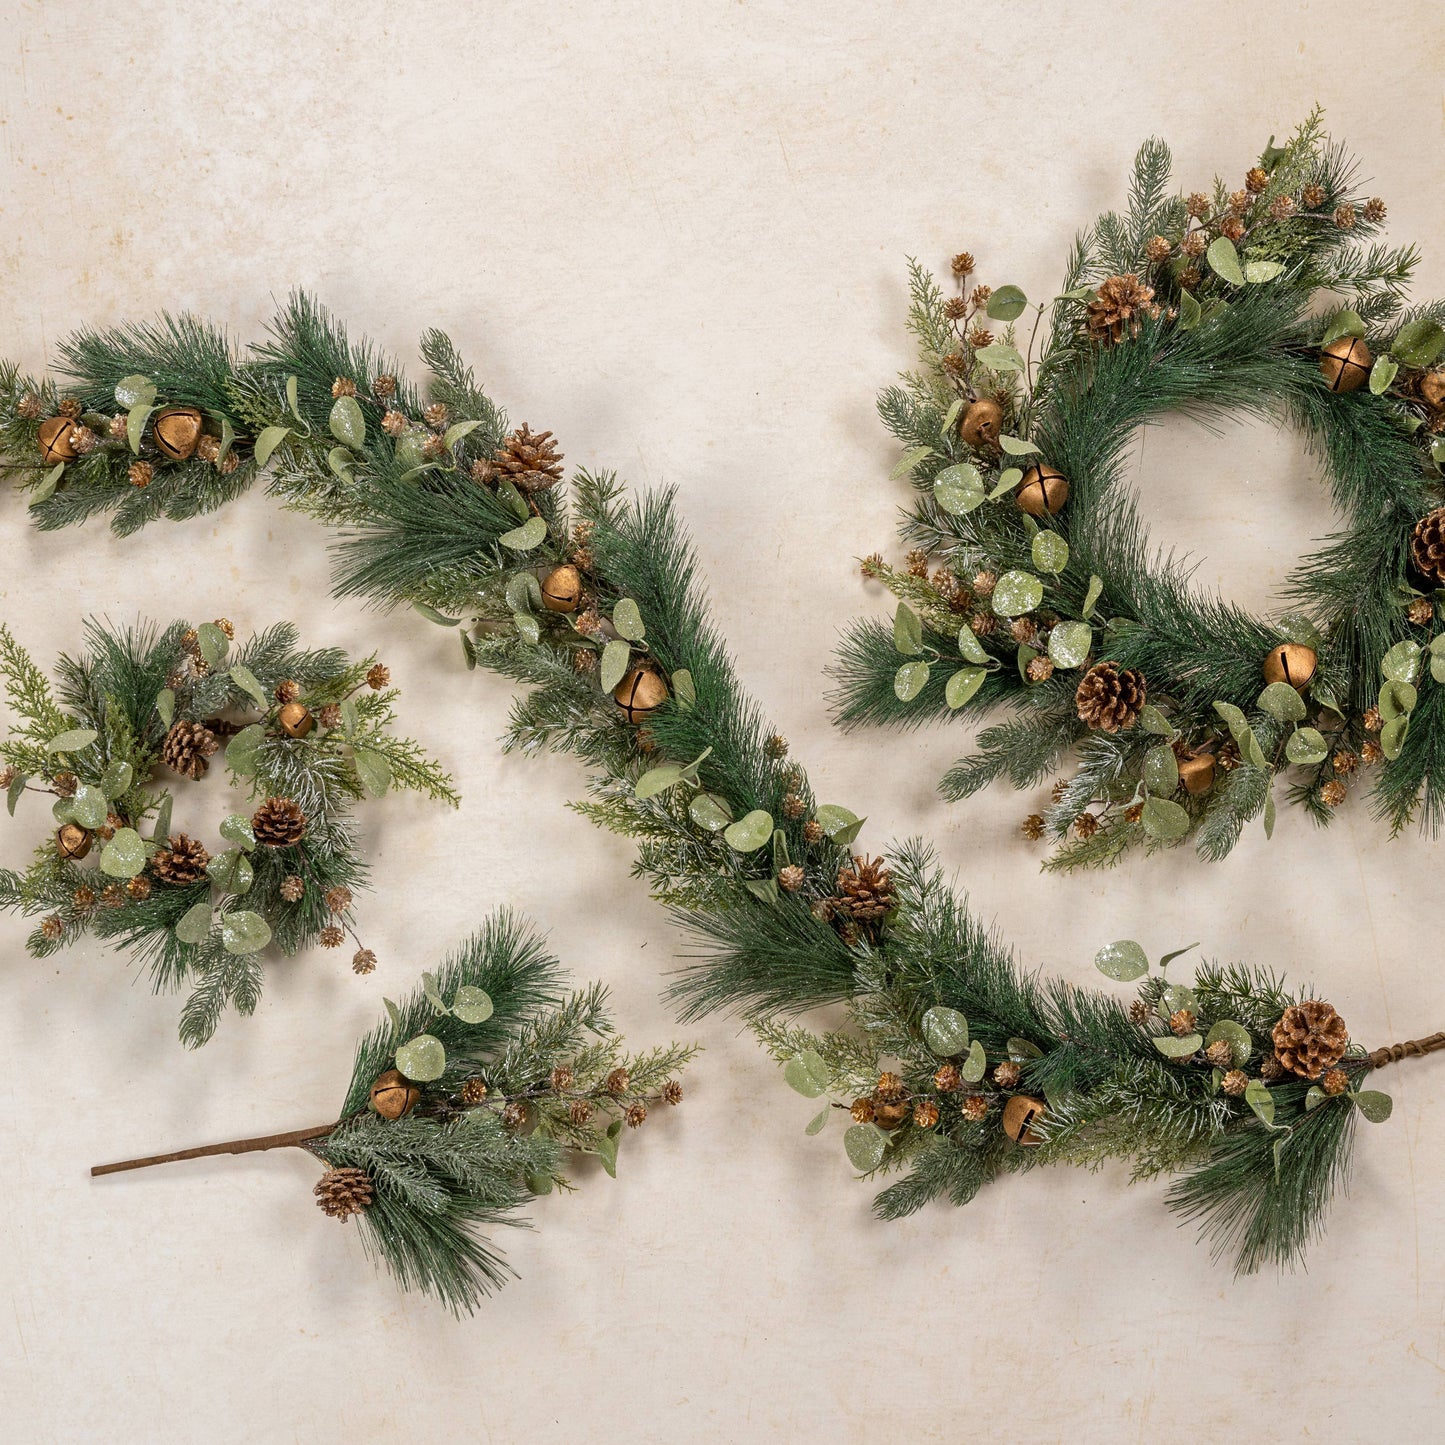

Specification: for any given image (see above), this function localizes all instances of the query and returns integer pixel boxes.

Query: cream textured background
[2,2,1443,1439]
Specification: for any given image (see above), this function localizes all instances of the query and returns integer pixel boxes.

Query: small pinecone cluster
[1271,1000,1349,1079]
[161,719,219,780]
[478,424,564,492]
[1075,661,1146,732]
[252,797,306,847]
[313,1166,373,1222]
[1085,273,1161,346]
[152,833,211,886]
[1409,508,1445,586]
[834,856,896,922]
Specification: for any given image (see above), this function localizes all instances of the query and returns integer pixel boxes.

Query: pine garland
[832,114,1445,869]
[5,238,1443,1268]
[91,912,695,1313]
[0,617,457,1045]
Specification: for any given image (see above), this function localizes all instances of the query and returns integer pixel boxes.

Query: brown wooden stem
[91,1122,336,1177]
[1367,1032,1445,1071]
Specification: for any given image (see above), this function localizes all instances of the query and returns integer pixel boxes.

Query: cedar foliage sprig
[3,277,1436,1271]
[93,912,696,1314]
[833,115,1445,868]
[0,618,456,1045]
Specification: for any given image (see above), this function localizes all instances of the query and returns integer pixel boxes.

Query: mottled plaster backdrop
[2,2,1443,1440]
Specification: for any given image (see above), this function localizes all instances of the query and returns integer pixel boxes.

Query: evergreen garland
[0,616,456,1045]
[91,911,695,1313]
[5,226,1443,1269]
[831,114,1445,869]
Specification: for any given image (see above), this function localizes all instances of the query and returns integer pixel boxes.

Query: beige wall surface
[2,2,1443,1439]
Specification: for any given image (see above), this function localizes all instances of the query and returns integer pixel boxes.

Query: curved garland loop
[830,114,1445,870]
[92,912,695,1314]
[4,289,1444,1271]
[0,616,457,1045]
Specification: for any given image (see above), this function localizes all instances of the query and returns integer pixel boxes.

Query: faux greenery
[831,113,1445,869]
[5,270,1440,1271]
[0,617,457,1045]
[92,911,695,1313]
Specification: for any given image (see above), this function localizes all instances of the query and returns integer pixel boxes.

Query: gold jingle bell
[278,701,315,738]
[1319,336,1371,393]
[613,666,668,724]
[57,822,93,860]
[872,1098,912,1131]
[369,1068,421,1121]
[1262,642,1317,690]
[540,564,583,613]
[1002,1093,1047,1146]
[1420,372,1445,411]
[1015,465,1070,518]
[1177,752,1216,796]
[37,415,79,464]
[960,398,1003,448]
[152,405,205,461]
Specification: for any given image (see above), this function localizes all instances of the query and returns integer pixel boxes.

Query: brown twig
[91,1122,336,1177]
[1367,1032,1445,1071]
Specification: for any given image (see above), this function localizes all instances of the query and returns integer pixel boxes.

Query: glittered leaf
[635,764,683,799]
[1031,531,1069,574]
[1257,681,1306,722]
[395,1034,447,1083]
[599,639,631,693]
[1392,317,1445,369]
[46,727,97,754]
[99,827,146,878]
[1354,1090,1393,1123]
[1095,939,1149,981]
[1244,1080,1276,1126]
[922,1006,969,1056]
[1244,260,1284,284]
[957,624,990,665]
[844,1124,886,1172]
[328,394,366,448]
[934,463,985,515]
[815,804,864,844]
[612,597,646,641]
[894,660,929,701]
[1285,727,1328,765]
[1322,308,1366,345]
[1153,1033,1201,1058]
[219,813,256,849]
[960,1040,987,1082]
[688,793,733,831]
[451,986,494,1024]
[207,848,253,895]
[1143,744,1179,795]
[1381,640,1422,685]
[175,902,213,946]
[1047,621,1091,670]
[783,1050,830,1098]
[892,604,924,656]
[253,426,292,467]
[1206,236,1244,285]
[723,809,774,853]
[228,663,269,710]
[975,342,1024,372]
[806,1107,831,1136]
[99,760,133,799]
[114,375,157,409]
[196,622,228,667]
[353,748,393,798]
[69,785,108,830]
[1141,796,1190,841]
[220,909,270,956]
[991,570,1043,617]
[997,433,1039,456]
[1369,356,1399,395]
[499,516,547,551]
[945,666,987,709]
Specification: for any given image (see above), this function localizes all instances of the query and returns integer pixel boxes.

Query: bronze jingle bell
[152,405,205,461]
[369,1068,421,1121]
[613,666,669,724]
[960,398,1003,449]
[1319,336,1372,394]
[1002,1093,1047,1146]
[37,415,79,464]
[1176,752,1216,796]
[1262,642,1317,690]
[1015,465,1070,518]
[540,564,583,613]
[57,822,93,860]
[278,701,315,738]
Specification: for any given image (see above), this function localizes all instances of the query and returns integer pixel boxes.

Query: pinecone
[1128,999,1150,1026]
[152,833,211,885]
[501,1101,529,1130]
[1026,655,1054,683]
[331,377,357,399]
[1021,813,1045,841]
[128,460,153,489]
[488,424,564,492]
[461,1077,489,1105]
[73,885,96,912]
[1221,1069,1249,1097]
[423,401,449,429]
[1204,1040,1233,1068]
[993,1061,1021,1089]
[1075,661,1146,732]
[778,864,806,892]
[373,373,397,399]
[161,719,219,780]
[313,1166,373,1222]
[40,915,63,941]
[1302,183,1327,209]
[835,856,896,922]
[874,1071,906,1102]
[549,1065,575,1092]
[1320,779,1347,808]
[913,1100,940,1129]
[661,1080,683,1106]
[319,925,345,948]
[352,949,377,975]
[252,797,306,847]
[1260,1053,1287,1082]
[934,1063,961,1093]
[625,1101,648,1129]
[279,875,305,902]
[961,1095,989,1122]
[1085,273,1159,345]
[1073,812,1099,840]
[569,1098,594,1126]
[605,1067,630,1095]
[274,679,300,704]
[802,820,824,845]
[366,663,391,690]
[325,886,353,914]
[850,1097,875,1123]
[1321,1067,1349,1096]
[1169,1008,1196,1037]
[1272,1000,1349,1079]
[1409,509,1445,585]
[127,876,151,901]
[1409,597,1435,627]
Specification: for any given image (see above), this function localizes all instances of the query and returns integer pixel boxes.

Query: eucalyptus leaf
[890,445,936,479]
[1141,796,1190,841]
[1369,356,1399,395]
[1007,1038,1044,1060]
[892,604,924,656]
[1081,575,1103,618]
[599,639,631,693]
[940,398,964,436]
[1257,681,1306,722]
[985,284,1028,321]
[998,433,1039,456]
[843,1123,886,1172]
[960,1039,987,1082]
[413,601,461,626]
[219,813,256,849]
[150,794,173,844]
[1322,309,1367,345]
[326,446,355,480]
[1381,713,1410,761]
[1354,1089,1393,1123]
[127,403,155,455]
[100,761,134,799]
[921,1006,969,1056]
[1153,1033,1202,1058]
[1392,316,1445,369]
[6,772,27,817]
[499,516,547,551]
[505,572,544,613]
[175,902,213,946]
[783,1050,830,1098]
[1381,640,1422,685]
[635,764,683,799]
[1263,789,1277,840]
[1285,727,1328,765]
[723,809,774,853]
[442,419,483,449]
[254,425,292,467]
[196,622,228,667]
[991,570,1043,617]
[353,748,393,798]
[29,462,64,506]
[329,394,366,447]
[207,848,253,896]
[688,793,733,831]
[933,463,985,515]
[805,1107,831,1136]
[220,909,271,956]
[975,342,1024,372]
[957,624,990,665]
[1304,1086,1329,1112]
[894,660,930,701]
[1031,531,1069,574]
[1244,1080,1276,1126]
[1206,236,1244,285]
[1047,621,1091,670]
[1244,259,1284,284]
[595,1120,623,1178]
[513,613,541,645]
[99,828,146,878]
[1178,289,1202,330]
[945,666,987,709]
[228,663,269,710]
[1095,939,1149,982]
[815,804,865,845]
[612,597,646,641]
[69,785,108,830]
[451,986,494,1025]
[1139,705,1174,737]
[46,727,97,754]
[114,374,157,409]
[1143,744,1179,795]
[672,668,697,708]
[395,1034,447,1083]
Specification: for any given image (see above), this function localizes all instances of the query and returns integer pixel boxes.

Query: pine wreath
[0,616,457,1045]
[832,113,1445,869]
[6,220,1445,1271]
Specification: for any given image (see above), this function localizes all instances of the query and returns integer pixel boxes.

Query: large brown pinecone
[161,719,219,780]
[1272,1000,1349,1079]
[1409,508,1445,585]
[252,796,307,847]
[486,424,564,491]
[1086,273,1160,346]
[835,855,896,921]
[152,833,211,886]
[313,1166,373,1222]
[1075,661,1147,732]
